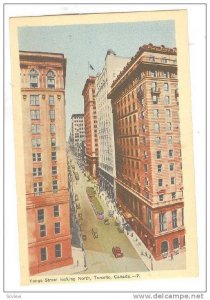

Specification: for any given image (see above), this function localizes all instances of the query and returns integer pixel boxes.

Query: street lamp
[84,253,87,269]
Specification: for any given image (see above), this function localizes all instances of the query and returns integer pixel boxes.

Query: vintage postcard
[9,9,198,285]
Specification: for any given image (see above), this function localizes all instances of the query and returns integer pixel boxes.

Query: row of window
[33,180,58,195]
[125,149,176,159]
[151,82,170,92]
[141,122,174,133]
[29,69,56,89]
[118,108,173,127]
[121,160,176,172]
[30,110,55,120]
[32,124,57,137]
[159,192,177,202]
[117,147,178,160]
[144,177,176,187]
[147,70,177,79]
[160,237,184,255]
[32,136,57,151]
[147,55,177,65]
[39,222,61,237]
[33,166,57,177]
[117,81,178,109]
[117,121,176,136]
[122,169,177,189]
[30,95,56,106]
[40,244,61,261]
[37,206,59,222]
[146,208,184,232]
[118,135,174,147]
[32,138,56,148]
[156,149,177,159]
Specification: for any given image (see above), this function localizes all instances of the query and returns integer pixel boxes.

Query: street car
[112,246,123,258]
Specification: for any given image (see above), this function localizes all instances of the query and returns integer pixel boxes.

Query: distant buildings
[82,76,99,178]
[95,50,130,200]
[19,51,73,274]
[108,44,185,260]
[70,113,85,159]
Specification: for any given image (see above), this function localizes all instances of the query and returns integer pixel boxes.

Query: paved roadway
[70,155,148,274]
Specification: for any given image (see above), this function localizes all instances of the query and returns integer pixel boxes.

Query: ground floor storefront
[116,182,186,260]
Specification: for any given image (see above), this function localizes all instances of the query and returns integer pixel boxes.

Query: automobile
[82,234,87,241]
[91,227,98,238]
[108,210,114,217]
[117,225,124,233]
[115,219,120,226]
[123,223,132,232]
[104,218,110,225]
[112,246,123,258]
[76,203,81,209]
[75,172,79,180]
[75,194,79,202]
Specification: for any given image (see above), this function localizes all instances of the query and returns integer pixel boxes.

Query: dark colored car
[75,172,79,180]
[82,234,87,241]
[76,203,81,209]
[117,225,124,233]
[92,228,98,238]
[112,246,123,258]
[104,218,110,225]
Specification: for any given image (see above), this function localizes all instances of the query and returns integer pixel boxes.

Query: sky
[18,19,176,137]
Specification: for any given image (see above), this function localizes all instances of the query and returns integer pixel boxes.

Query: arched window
[29,69,39,88]
[47,70,55,89]
[161,241,168,254]
[173,238,179,249]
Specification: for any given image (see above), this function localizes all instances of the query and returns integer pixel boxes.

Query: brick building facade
[19,51,73,275]
[82,76,98,178]
[108,44,185,260]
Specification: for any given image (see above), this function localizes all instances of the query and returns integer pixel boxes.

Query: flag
[89,62,95,71]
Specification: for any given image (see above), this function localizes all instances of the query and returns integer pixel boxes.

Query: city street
[69,154,148,274]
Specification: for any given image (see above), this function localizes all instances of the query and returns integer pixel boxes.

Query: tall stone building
[19,51,73,274]
[108,44,185,260]
[82,76,98,178]
[95,50,129,200]
[70,113,85,157]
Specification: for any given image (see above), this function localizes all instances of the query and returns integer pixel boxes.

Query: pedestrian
[77,260,79,267]
[171,252,174,260]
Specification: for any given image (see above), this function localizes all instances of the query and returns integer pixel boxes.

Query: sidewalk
[71,157,186,272]
[99,192,186,272]
[37,247,87,276]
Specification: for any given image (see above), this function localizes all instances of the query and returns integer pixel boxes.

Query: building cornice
[109,44,177,98]
[82,76,96,96]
